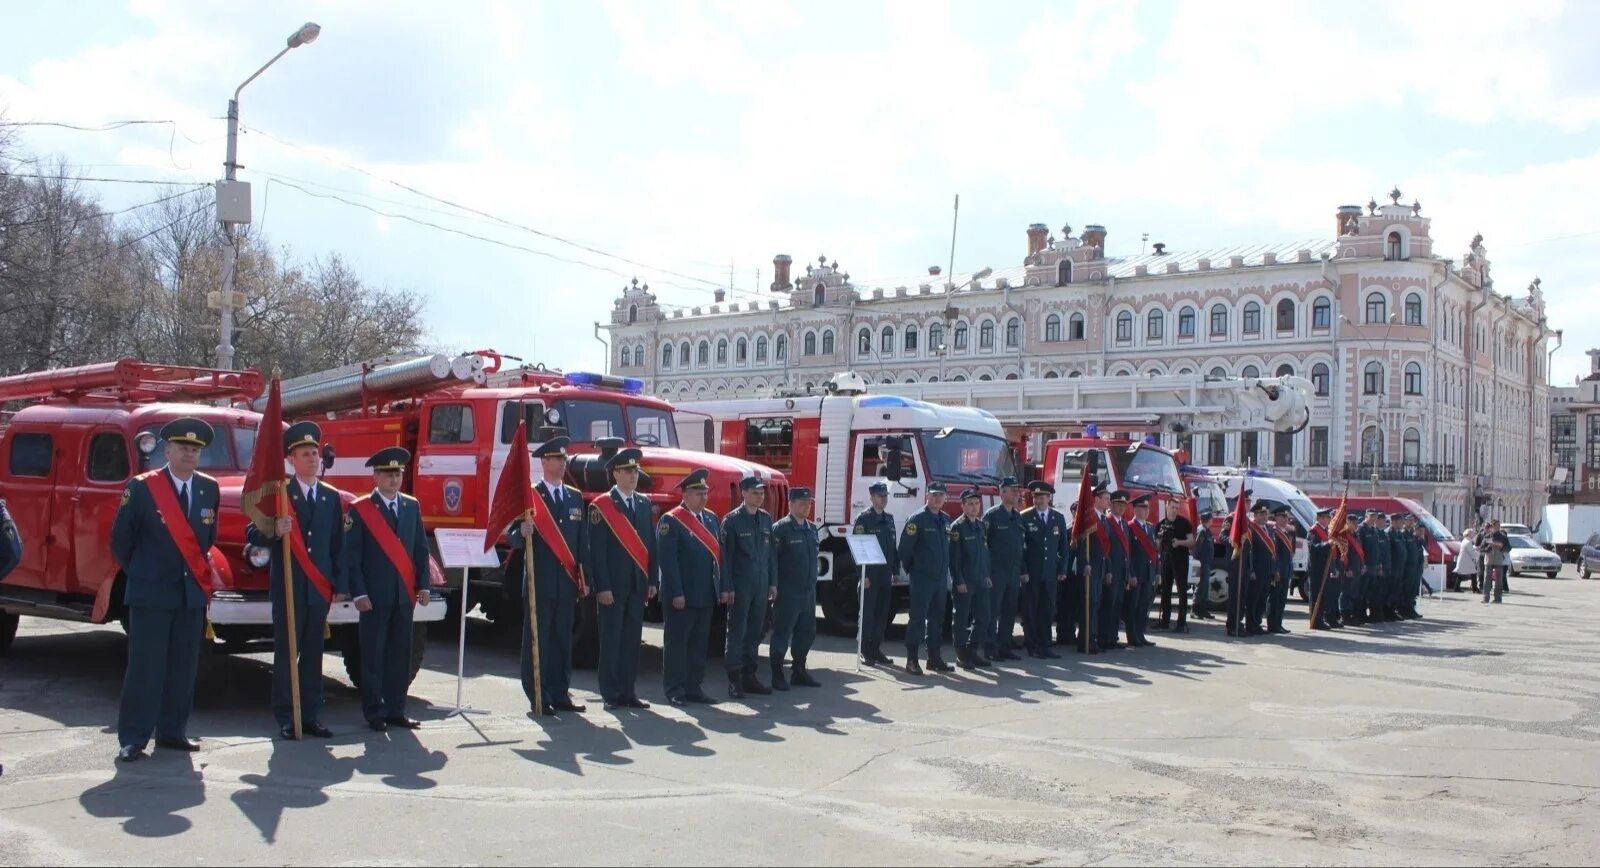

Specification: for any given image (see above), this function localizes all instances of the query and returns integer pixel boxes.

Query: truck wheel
[1583,566,1592,580]
[0,611,18,655]
[819,575,860,637]
[1548,571,1560,580]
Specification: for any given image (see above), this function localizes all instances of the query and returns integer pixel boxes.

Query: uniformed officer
[982,478,1026,662]
[656,468,720,707]
[0,497,20,582]
[1358,508,1390,624]
[898,483,952,675]
[1123,494,1160,648]
[1156,496,1196,631]
[586,447,657,710]
[507,437,590,715]
[1339,512,1367,625]
[769,487,821,690]
[1097,490,1131,651]
[1020,480,1067,658]
[949,488,992,670]
[852,482,900,667]
[1191,512,1219,622]
[1267,507,1296,635]
[1306,506,1338,630]
[111,418,220,762]
[721,475,777,698]
[1243,503,1277,637]
[1403,514,1426,619]
[339,447,432,731]
[248,420,343,739]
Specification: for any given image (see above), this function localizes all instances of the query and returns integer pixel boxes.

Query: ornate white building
[603,192,1557,530]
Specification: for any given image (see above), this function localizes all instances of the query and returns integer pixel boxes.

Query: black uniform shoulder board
[401,493,419,504]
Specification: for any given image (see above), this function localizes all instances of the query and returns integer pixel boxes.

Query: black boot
[742,664,772,696]
[873,645,894,666]
[770,662,790,692]
[905,658,925,676]
[928,654,954,673]
[970,646,992,668]
[790,658,820,688]
[956,647,977,671]
[728,671,745,700]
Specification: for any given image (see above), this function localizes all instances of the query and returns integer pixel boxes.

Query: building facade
[1548,349,1600,505]
[604,192,1557,531]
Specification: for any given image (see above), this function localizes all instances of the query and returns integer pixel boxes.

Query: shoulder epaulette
[400,493,419,503]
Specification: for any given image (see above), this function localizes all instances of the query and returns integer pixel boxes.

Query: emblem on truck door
[443,479,464,514]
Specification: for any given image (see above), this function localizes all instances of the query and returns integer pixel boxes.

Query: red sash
[141,470,214,600]
[352,496,418,599]
[285,509,336,603]
[667,506,721,566]
[1311,524,1330,542]
[592,494,651,576]
[1274,528,1294,552]
[530,486,583,591]
[1344,531,1365,561]
[1107,517,1130,554]
[1128,520,1159,562]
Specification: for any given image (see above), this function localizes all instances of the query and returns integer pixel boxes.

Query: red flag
[485,419,535,553]
[1070,464,1097,546]
[1330,491,1350,553]
[241,378,286,533]
[1227,486,1250,559]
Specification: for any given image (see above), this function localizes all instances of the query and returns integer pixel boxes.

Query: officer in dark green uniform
[949,487,992,670]
[769,487,821,690]
[898,482,952,676]
[585,447,658,710]
[0,498,20,582]
[1403,514,1426,619]
[1306,506,1337,630]
[111,418,219,762]
[506,436,590,715]
[1339,512,1367,625]
[656,468,720,707]
[340,446,433,731]
[1023,480,1069,658]
[1358,508,1390,624]
[852,482,899,666]
[982,478,1026,662]
[1384,513,1407,621]
[721,476,777,699]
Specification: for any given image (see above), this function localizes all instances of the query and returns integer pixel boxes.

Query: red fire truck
[1037,427,1192,519]
[295,352,786,666]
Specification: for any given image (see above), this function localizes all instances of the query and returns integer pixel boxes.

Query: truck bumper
[208,597,449,625]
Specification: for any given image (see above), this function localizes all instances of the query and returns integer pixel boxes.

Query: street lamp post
[215,21,321,370]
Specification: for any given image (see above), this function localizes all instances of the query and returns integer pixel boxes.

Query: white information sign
[433,528,504,569]
[846,534,887,566]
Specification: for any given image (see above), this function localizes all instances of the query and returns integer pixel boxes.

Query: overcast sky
[5,0,1598,383]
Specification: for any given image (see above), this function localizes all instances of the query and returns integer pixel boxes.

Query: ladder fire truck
[288,351,787,667]
[675,372,1015,634]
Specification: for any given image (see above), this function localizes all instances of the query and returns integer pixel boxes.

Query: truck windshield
[555,399,679,448]
[1189,480,1227,517]
[919,429,1014,483]
[138,424,253,472]
[1116,446,1183,495]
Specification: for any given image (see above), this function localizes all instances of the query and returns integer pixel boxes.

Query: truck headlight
[245,545,271,569]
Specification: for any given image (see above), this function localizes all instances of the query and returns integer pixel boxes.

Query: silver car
[1508,534,1562,578]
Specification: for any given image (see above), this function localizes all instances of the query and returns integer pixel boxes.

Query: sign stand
[430,529,502,719]
[845,534,888,673]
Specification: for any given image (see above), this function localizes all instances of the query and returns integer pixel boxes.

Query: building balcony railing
[1340,462,1457,483]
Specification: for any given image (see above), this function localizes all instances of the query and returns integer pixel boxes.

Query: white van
[1206,469,1315,588]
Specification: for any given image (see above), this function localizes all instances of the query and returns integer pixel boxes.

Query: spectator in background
[1453,526,1480,594]
[1480,520,1510,604]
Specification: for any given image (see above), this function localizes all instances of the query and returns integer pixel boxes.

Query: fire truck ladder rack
[863,373,1315,435]
[0,359,265,405]
[259,353,491,417]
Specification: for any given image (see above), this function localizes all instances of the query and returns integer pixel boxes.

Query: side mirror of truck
[320,444,336,474]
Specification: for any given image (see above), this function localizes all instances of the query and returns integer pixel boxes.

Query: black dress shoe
[116,745,145,763]
[685,690,716,704]
[623,697,651,710]
[279,726,299,740]
[905,659,925,676]
[538,705,558,717]
[156,736,201,752]
[927,657,954,673]
[552,700,587,713]
[790,668,821,688]
[872,650,895,666]
[382,717,420,730]
[728,676,745,700]
[368,719,389,732]
[1041,649,1061,659]
[303,723,335,738]
[1269,627,1291,635]
[667,694,688,708]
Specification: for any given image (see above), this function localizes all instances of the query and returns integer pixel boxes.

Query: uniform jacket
[982,505,1026,581]
[771,515,819,594]
[246,477,345,606]
[656,506,721,607]
[1021,506,1069,581]
[898,505,951,587]
[719,506,777,593]
[851,508,900,579]
[340,490,431,607]
[507,480,588,601]
[586,486,658,595]
[948,514,990,591]
[111,468,220,610]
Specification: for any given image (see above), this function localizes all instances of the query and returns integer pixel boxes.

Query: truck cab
[1040,429,1189,516]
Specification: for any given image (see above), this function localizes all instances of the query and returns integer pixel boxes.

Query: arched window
[1241,364,1261,379]
[1068,371,1082,378]
[716,339,729,365]
[1276,298,1295,333]
[927,375,939,383]
[979,321,995,349]
[1386,231,1404,261]
[1405,292,1423,325]
[1068,313,1085,341]
[679,341,691,367]
[1404,361,1423,395]
[1115,311,1134,342]
[1364,360,1384,394]
[634,345,644,368]
[1208,366,1227,379]
[697,340,710,365]
[662,345,673,368]
[857,327,872,356]
[1004,372,1019,380]
[1177,366,1194,375]
[1243,302,1262,335]
[979,374,993,381]
[1275,363,1294,378]
[775,334,787,361]
[929,322,944,349]
[627,304,637,324]
[803,332,816,356]
[735,338,748,363]
[1210,304,1229,337]
[1146,309,1164,341]
[1366,291,1388,324]
[954,322,969,350]
[1115,368,1132,377]
[1312,297,1332,330]
[952,375,967,382]
[1311,362,1330,396]
[1005,317,1020,349]
[904,375,918,384]
[881,377,894,385]
[905,324,919,352]
[821,329,834,355]
[1361,425,1385,465]
[1045,313,1062,342]
[620,345,632,367]
[1145,366,1164,377]
[813,285,826,307]
[1179,306,1196,338]
[880,325,895,355]
[755,335,768,362]
[1056,260,1072,286]
[1403,427,1422,464]
[1044,370,1060,379]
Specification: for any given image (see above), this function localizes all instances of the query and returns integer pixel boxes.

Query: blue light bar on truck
[565,372,644,394]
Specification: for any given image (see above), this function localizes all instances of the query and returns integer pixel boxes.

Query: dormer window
[1386,231,1404,261]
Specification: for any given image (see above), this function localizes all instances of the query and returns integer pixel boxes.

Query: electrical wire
[0,172,210,186]
[0,186,209,230]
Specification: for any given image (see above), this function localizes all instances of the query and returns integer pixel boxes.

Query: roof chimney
[714,289,726,303]
[928,265,942,276]
[771,254,793,292]
[1082,224,1107,253]
[1151,242,1167,255]
[1336,205,1362,237]
[1027,223,1049,257]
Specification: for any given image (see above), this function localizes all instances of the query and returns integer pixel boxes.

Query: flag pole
[279,481,302,740]
[525,509,543,716]
[1308,481,1350,629]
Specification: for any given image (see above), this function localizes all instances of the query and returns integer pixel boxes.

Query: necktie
[385,499,399,528]
[552,487,562,509]
[178,482,190,516]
